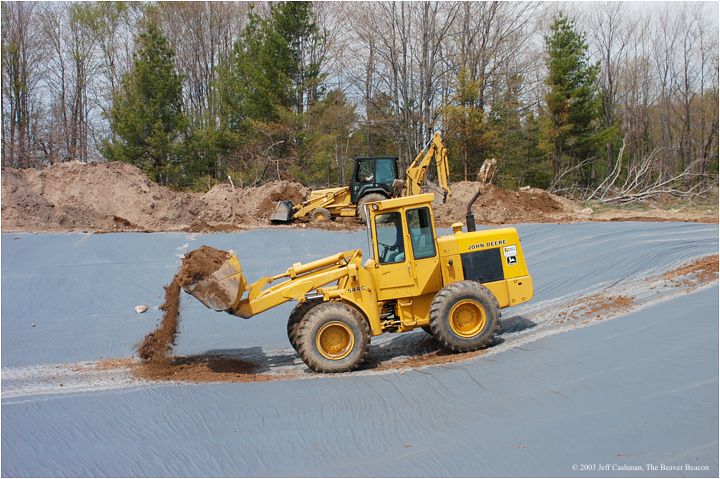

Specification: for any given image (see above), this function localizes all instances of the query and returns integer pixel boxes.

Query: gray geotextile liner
[2,222,717,367]
[1,223,718,476]
[2,286,717,476]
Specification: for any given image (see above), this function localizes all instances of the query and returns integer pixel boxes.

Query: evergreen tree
[444,66,495,181]
[218,1,325,126]
[539,13,602,188]
[215,2,328,183]
[103,20,185,184]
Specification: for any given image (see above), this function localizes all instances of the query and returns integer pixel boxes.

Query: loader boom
[404,132,451,201]
[228,250,362,319]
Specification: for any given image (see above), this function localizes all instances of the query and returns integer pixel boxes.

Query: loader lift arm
[404,132,451,201]
[215,250,363,319]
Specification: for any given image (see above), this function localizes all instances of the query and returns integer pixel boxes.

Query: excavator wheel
[356,193,387,224]
[421,325,432,335]
[311,207,332,223]
[296,301,370,373]
[429,281,500,353]
[287,299,321,352]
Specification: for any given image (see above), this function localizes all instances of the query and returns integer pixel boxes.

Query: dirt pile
[1,161,308,232]
[5,161,711,232]
[137,246,229,371]
[199,181,306,227]
[433,182,582,226]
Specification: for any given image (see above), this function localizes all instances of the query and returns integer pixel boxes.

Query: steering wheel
[378,242,397,262]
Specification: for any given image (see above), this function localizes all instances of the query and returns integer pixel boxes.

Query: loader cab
[349,157,399,204]
[365,193,443,301]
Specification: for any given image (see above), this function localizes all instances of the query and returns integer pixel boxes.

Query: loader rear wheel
[296,302,370,373]
[287,299,321,352]
[311,207,332,222]
[429,281,500,353]
[356,193,386,224]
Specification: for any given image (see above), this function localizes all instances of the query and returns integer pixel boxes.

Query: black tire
[421,325,433,335]
[356,193,386,224]
[287,299,321,352]
[311,207,332,222]
[429,281,500,353]
[296,302,371,373]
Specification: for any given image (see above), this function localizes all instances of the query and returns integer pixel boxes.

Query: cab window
[375,212,405,264]
[375,159,395,184]
[356,159,374,184]
[406,207,436,259]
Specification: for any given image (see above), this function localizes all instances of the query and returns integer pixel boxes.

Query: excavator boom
[404,132,451,201]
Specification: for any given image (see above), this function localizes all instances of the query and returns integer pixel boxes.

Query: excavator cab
[349,157,400,204]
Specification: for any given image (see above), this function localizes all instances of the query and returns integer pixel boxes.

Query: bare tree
[2,1,46,167]
[585,2,633,173]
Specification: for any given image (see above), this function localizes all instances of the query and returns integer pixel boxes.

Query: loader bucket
[181,251,247,312]
[271,200,295,223]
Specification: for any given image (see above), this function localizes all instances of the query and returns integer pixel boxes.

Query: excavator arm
[404,132,451,201]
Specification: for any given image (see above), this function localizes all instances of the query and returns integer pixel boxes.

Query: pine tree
[218,1,325,125]
[103,20,185,184]
[539,13,602,188]
[215,2,328,183]
[444,66,494,181]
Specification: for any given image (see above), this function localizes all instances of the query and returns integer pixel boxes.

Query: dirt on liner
[136,246,231,378]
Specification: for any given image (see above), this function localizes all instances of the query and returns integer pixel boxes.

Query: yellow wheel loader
[186,193,533,373]
[271,132,452,224]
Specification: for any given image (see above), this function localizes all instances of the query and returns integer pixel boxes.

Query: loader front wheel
[356,193,386,224]
[429,281,500,353]
[296,302,370,373]
[311,207,332,223]
[287,299,321,352]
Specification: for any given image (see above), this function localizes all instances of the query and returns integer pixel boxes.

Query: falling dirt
[136,279,181,366]
[136,246,231,373]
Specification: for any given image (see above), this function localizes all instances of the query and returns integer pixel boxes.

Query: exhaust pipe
[465,187,482,232]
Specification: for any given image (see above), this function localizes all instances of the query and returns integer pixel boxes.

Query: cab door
[404,206,442,295]
[371,211,415,300]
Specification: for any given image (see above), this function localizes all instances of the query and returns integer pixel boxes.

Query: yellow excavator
[185,193,534,373]
[271,132,452,224]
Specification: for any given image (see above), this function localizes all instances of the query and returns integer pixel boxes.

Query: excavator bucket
[182,251,247,312]
[271,200,295,223]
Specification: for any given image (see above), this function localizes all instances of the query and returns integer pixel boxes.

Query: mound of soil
[1,161,308,232]
[137,246,229,368]
[433,182,581,226]
[11,161,708,231]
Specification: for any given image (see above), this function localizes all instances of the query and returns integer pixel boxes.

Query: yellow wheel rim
[449,299,487,338]
[316,321,354,360]
[315,213,327,221]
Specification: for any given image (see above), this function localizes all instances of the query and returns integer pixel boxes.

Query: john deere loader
[185,193,533,373]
